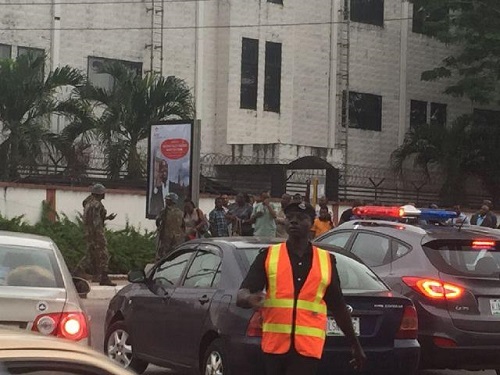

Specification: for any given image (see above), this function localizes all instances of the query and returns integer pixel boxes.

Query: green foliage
[0,202,155,274]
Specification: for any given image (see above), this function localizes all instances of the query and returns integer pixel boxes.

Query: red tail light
[32,312,88,341]
[402,277,464,300]
[246,310,263,337]
[396,305,418,339]
[433,336,457,348]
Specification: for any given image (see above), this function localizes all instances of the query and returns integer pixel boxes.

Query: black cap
[284,202,316,221]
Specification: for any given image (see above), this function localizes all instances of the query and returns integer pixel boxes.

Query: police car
[315,205,500,374]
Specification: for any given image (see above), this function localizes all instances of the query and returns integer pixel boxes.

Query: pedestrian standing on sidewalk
[209,197,230,237]
[275,193,292,239]
[183,199,209,240]
[227,193,254,236]
[155,193,185,261]
[252,191,277,237]
[82,183,117,286]
[311,207,334,238]
[237,201,366,375]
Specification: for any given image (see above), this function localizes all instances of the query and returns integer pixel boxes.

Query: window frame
[0,43,12,59]
[87,56,143,92]
[350,0,384,27]
[349,231,392,267]
[348,91,383,131]
[240,38,259,110]
[264,41,282,113]
[150,249,197,290]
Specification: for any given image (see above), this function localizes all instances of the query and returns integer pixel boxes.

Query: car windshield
[0,245,63,288]
[423,240,500,277]
[240,248,387,292]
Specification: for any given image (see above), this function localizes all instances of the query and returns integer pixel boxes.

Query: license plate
[490,299,500,315]
[326,317,360,336]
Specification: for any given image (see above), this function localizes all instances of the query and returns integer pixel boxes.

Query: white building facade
[0,0,496,172]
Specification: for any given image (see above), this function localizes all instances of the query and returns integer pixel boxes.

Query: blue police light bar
[418,209,458,221]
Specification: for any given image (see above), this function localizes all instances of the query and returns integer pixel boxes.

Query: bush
[0,202,155,274]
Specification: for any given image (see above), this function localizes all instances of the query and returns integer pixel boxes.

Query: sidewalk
[86,275,129,300]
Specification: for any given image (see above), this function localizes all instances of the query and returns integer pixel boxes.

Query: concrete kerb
[86,275,129,300]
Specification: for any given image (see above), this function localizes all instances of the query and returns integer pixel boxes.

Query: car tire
[104,321,148,374]
[203,338,230,375]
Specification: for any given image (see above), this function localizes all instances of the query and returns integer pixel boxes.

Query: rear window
[424,240,500,277]
[0,245,63,288]
[239,248,388,292]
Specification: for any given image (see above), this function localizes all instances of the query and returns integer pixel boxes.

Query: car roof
[333,220,500,243]
[188,237,284,249]
[0,231,53,250]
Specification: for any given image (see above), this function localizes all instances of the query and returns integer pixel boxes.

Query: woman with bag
[183,200,209,240]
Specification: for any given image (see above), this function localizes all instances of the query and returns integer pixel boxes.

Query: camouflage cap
[91,183,106,195]
[165,192,179,203]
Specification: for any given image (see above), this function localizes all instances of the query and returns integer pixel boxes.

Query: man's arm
[325,255,366,370]
[236,250,268,309]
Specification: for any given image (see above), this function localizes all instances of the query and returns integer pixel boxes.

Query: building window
[0,44,11,59]
[267,0,283,3]
[410,100,427,128]
[349,92,382,131]
[474,109,500,127]
[87,56,142,92]
[430,102,447,126]
[350,0,384,27]
[17,46,44,58]
[240,38,259,110]
[412,0,449,35]
[264,41,282,113]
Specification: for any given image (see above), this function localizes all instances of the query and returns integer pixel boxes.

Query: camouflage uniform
[156,205,185,261]
[83,195,110,279]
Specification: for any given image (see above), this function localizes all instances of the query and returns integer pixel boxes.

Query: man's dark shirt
[338,208,353,225]
[240,244,346,316]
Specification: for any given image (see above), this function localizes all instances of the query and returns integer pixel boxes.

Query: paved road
[84,299,496,375]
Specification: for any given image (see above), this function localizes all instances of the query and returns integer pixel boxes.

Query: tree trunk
[127,140,142,181]
[8,127,20,180]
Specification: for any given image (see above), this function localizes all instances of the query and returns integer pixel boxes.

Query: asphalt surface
[83,299,496,375]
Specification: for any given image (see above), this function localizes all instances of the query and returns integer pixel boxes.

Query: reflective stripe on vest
[261,243,332,359]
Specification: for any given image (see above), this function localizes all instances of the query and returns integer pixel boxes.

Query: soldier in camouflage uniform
[155,193,185,261]
[82,183,117,286]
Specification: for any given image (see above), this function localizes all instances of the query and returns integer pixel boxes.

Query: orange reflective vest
[261,243,332,359]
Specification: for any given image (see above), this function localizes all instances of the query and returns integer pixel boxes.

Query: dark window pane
[351,233,391,267]
[412,0,449,35]
[240,38,259,110]
[264,41,282,113]
[410,100,427,128]
[87,56,142,92]
[350,0,384,26]
[349,92,382,131]
[430,102,447,126]
[268,0,283,3]
[183,251,221,288]
[473,109,500,128]
[17,46,45,78]
[0,44,11,59]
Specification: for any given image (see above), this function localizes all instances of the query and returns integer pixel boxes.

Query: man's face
[236,194,245,205]
[285,211,313,237]
[480,205,489,215]
[159,161,168,182]
[453,205,461,214]
[215,198,223,209]
[281,194,291,208]
[319,197,328,207]
[221,195,229,207]
[261,192,270,202]
[319,207,329,219]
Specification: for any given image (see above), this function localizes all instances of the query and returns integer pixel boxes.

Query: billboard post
[146,120,198,219]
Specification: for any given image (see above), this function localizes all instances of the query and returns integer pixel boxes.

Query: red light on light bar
[353,206,404,218]
[472,240,496,249]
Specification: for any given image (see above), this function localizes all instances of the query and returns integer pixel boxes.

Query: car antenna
[457,215,466,232]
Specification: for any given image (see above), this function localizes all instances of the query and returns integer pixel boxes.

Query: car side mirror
[128,270,146,283]
[72,277,91,298]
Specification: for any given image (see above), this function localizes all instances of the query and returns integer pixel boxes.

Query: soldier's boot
[99,273,117,287]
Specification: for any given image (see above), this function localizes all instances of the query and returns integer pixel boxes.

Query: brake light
[395,305,418,339]
[433,336,457,348]
[246,310,263,337]
[402,277,464,300]
[472,240,495,249]
[32,312,88,341]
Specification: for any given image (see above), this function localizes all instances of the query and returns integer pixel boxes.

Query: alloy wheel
[107,328,133,368]
[205,350,223,375]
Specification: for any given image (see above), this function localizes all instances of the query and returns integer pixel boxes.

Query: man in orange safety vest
[237,201,366,374]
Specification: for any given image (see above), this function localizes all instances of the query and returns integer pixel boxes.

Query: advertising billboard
[146,120,197,219]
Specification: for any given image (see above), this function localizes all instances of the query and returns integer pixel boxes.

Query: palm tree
[391,116,473,205]
[79,62,194,180]
[0,53,84,179]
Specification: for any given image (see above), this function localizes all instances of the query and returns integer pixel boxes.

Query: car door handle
[199,295,210,305]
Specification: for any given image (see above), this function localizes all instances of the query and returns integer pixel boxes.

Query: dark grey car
[104,237,419,375]
[316,220,500,374]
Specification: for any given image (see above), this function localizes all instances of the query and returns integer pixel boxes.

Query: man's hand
[106,213,117,221]
[253,211,264,219]
[349,342,367,371]
[237,289,265,309]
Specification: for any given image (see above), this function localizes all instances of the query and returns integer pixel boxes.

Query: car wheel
[104,321,148,374]
[203,338,229,375]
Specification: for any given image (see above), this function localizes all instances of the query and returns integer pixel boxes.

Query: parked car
[0,328,133,375]
[104,237,419,375]
[315,206,500,374]
[0,231,91,344]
